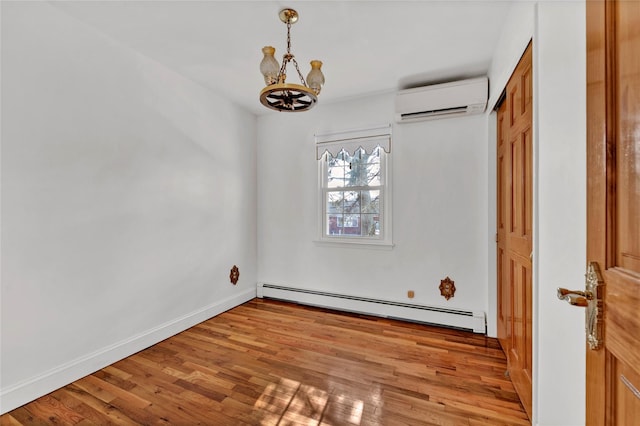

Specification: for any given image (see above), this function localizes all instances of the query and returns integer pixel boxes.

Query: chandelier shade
[307,60,325,95]
[259,8,324,112]
[260,46,279,86]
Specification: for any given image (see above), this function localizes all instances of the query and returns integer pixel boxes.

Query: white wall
[487,1,587,425]
[0,2,257,413]
[535,2,586,425]
[488,1,536,110]
[257,93,490,320]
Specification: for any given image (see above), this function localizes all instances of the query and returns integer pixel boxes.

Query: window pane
[361,190,380,213]
[364,162,381,186]
[329,151,380,188]
[347,162,378,187]
[353,163,369,187]
[343,191,360,213]
[361,214,380,236]
[327,191,344,214]
[342,214,361,235]
[327,167,345,188]
[343,163,359,186]
[327,214,343,235]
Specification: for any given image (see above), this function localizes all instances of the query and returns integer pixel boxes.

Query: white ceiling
[52,1,513,116]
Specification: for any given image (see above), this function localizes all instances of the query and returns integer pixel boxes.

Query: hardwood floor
[1,299,529,425]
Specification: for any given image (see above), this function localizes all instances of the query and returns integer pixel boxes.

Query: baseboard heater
[257,283,486,334]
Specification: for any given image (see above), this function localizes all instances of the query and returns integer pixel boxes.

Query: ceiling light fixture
[259,8,324,112]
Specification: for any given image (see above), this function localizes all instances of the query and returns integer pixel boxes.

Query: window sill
[313,239,395,250]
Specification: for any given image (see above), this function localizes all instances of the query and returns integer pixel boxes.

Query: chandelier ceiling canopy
[259,8,325,112]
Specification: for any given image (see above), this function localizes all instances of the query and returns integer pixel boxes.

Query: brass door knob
[556,262,604,350]
[557,288,592,307]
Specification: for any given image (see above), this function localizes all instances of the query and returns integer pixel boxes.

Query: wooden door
[497,99,509,356]
[497,42,533,419]
[586,1,640,425]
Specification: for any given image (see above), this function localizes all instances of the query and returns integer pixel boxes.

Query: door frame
[491,2,589,423]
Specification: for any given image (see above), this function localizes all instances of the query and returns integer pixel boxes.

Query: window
[325,147,381,237]
[316,125,392,247]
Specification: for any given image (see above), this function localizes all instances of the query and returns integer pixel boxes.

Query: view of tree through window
[325,147,382,237]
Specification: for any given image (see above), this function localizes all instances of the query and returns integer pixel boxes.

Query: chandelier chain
[287,20,307,86]
[291,58,308,87]
[278,59,288,81]
[275,19,307,87]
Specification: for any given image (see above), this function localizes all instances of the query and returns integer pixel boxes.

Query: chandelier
[259,8,325,112]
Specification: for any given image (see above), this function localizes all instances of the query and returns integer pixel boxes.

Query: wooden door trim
[586,0,607,423]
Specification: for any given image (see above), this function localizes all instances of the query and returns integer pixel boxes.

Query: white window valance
[315,124,392,160]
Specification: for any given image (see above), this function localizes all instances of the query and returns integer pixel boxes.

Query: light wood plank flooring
[1,299,529,425]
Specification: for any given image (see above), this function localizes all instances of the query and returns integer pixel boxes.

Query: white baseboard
[258,283,486,334]
[0,287,256,415]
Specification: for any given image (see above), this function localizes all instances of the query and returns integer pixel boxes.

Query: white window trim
[314,124,394,249]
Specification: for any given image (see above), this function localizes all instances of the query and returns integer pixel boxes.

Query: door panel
[497,101,509,351]
[613,360,640,425]
[615,0,640,275]
[507,254,532,413]
[586,0,640,424]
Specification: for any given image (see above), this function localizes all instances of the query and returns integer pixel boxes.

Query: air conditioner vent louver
[400,106,468,120]
[395,77,488,123]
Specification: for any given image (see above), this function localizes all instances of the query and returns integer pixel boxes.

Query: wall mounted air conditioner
[395,77,488,123]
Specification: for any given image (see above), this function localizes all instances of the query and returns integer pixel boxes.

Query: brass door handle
[556,262,604,350]
[557,288,592,307]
